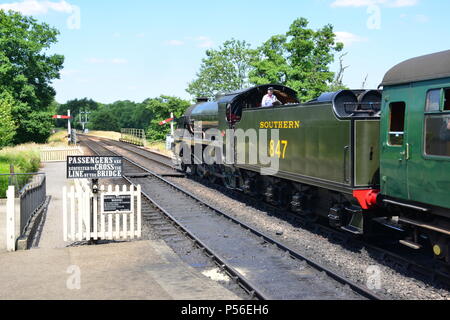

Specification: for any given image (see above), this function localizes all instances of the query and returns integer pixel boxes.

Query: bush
[0,144,41,198]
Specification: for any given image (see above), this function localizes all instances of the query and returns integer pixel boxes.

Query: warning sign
[103,195,132,213]
[67,156,123,179]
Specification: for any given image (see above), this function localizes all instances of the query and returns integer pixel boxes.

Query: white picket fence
[63,181,142,242]
[40,146,83,162]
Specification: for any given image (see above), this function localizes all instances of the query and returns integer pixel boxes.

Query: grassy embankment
[86,130,172,157]
[0,131,69,198]
[0,145,41,198]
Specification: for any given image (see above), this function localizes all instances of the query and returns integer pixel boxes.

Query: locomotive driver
[261,87,281,107]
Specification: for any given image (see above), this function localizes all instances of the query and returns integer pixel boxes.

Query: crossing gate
[63,181,142,241]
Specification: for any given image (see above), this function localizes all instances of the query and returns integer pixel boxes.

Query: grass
[87,130,173,156]
[0,130,73,197]
[87,131,121,141]
[0,144,41,198]
[47,130,70,145]
[146,140,173,157]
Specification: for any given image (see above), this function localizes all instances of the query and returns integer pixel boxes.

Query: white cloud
[111,58,128,64]
[414,14,429,23]
[0,0,75,15]
[195,36,214,48]
[331,0,418,7]
[165,40,185,46]
[165,36,214,48]
[335,31,368,46]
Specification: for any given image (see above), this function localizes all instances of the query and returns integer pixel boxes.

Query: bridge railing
[40,146,83,162]
[120,128,146,147]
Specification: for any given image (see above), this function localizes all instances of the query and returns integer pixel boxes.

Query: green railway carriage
[378,50,450,259]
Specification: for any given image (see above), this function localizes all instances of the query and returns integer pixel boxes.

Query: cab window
[424,88,450,157]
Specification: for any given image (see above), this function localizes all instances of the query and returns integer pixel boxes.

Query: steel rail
[96,136,450,289]
[83,136,382,300]
[83,138,270,300]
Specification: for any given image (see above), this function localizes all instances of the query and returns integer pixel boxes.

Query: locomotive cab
[218,85,299,126]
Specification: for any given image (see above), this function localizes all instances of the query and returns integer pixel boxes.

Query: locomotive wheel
[182,163,196,176]
[196,164,207,179]
[208,174,217,184]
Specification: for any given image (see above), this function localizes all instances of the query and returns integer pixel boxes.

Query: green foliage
[0,144,41,198]
[86,96,190,141]
[0,92,17,148]
[250,17,344,102]
[143,96,190,141]
[186,39,256,99]
[0,10,64,144]
[88,106,120,132]
[56,98,99,129]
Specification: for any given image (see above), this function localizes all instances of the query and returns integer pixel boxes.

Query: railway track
[82,135,450,294]
[80,136,381,300]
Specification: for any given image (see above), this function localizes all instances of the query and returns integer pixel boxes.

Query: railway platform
[0,240,240,300]
[0,161,240,300]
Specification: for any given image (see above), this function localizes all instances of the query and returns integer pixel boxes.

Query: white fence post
[137,184,142,238]
[6,186,16,252]
[63,186,67,242]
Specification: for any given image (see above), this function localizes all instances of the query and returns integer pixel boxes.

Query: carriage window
[389,102,406,146]
[426,89,441,112]
[425,115,450,157]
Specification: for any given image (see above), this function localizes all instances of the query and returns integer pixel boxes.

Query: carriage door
[381,90,410,201]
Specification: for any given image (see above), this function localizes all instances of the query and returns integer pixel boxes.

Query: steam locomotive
[173,50,450,263]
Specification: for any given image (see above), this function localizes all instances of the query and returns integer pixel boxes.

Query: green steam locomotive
[174,50,450,263]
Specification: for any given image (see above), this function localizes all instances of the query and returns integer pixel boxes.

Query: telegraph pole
[80,110,91,133]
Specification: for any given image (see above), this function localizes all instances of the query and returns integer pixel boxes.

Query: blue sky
[0,0,448,104]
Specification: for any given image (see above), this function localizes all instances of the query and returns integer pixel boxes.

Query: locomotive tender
[174,50,450,263]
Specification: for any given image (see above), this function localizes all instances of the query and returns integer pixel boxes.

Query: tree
[0,92,17,148]
[250,18,344,102]
[327,52,350,92]
[0,10,64,144]
[57,98,99,129]
[187,39,256,99]
[88,106,120,132]
[249,35,289,86]
[143,96,190,141]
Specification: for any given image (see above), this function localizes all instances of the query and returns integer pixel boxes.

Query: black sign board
[103,195,132,212]
[67,156,123,179]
